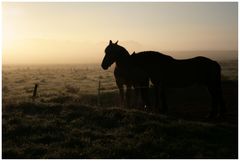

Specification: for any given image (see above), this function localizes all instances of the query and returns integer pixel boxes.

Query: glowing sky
[2,2,238,64]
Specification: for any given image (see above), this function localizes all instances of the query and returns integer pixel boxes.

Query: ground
[2,80,238,159]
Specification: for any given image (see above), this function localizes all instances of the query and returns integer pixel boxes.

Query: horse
[113,51,147,108]
[102,40,226,118]
[101,40,151,109]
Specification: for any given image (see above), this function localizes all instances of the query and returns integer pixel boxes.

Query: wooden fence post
[32,83,38,101]
[97,80,101,106]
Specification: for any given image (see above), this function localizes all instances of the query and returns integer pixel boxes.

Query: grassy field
[2,81,238,159]
[2,63,238,159]
[2,101,237,159]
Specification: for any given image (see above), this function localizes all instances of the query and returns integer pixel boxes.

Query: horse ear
[115,40,118,45]
[133,51,135,54]
[109,40,113,45]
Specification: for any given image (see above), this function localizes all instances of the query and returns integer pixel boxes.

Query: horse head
[101,40,130,70]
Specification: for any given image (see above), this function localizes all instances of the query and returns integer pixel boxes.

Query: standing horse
[114,52,144,107]
[101,40,150,108]
[102,41,226,117]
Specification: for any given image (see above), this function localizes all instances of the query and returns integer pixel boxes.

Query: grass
[2,64,238,158]
[2,101,237,159]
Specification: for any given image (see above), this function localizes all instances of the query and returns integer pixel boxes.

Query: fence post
[32,83,38,101]
[97,80,101,106]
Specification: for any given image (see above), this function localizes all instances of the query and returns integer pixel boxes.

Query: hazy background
[3,2,238,64]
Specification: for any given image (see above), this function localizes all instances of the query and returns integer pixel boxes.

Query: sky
[2,2,238,64]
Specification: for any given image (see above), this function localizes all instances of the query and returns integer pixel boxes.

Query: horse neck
[115,54,130,69]
[114,46,131,69]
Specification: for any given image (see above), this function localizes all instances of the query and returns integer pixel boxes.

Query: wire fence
[28,77,152,106]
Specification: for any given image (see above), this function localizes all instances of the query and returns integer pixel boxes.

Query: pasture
[2,63,238,159]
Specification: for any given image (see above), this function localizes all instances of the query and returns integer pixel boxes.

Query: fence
[29,79,120,105]
[97,78,154,107]
[29,77,152,106]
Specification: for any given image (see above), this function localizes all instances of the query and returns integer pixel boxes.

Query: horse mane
[115,44,130,57]
[139,51,173,58]
[105,44,130,57]
[132,51,174,62]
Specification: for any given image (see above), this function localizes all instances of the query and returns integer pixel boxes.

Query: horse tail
[215,61,222,85]
[208,60,226,115]
[208,60,221,84]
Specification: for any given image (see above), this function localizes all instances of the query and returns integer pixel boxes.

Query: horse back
[130,52,221,86]
[166,56,221,86]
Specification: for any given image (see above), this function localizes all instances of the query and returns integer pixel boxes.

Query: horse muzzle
[101,64,109,70]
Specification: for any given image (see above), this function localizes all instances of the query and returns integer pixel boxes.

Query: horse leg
[153,85,159,113]
[133,86,142,109]
[215,83,226,117]
[219,93,226,116]
[207,85,219,118]
[208,80,226,118]
[119,86,124,108]
[153,83,168,114]
[140,82,151,111]
[159,84,168,114]
[116,80,125,107]
[126,85,132,108]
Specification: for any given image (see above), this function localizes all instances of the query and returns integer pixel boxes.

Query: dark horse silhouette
[101,40,226,117]
[102,40,150,108]
[114,54,142,107]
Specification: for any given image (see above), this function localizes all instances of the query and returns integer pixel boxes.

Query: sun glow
[2,2,238,64]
